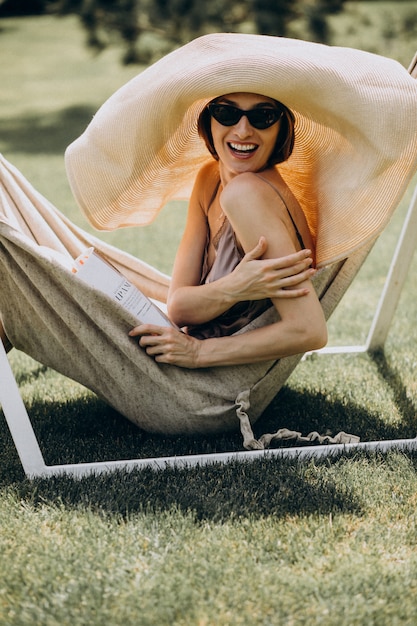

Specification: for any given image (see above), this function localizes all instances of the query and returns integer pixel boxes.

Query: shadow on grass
[5,368,416,470]
[18,455,369,522]
[1,397,367,521]
[0,105,95,154]
[1,353,416,522]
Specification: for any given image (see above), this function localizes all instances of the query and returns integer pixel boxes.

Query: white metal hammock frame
[1,55,416,479]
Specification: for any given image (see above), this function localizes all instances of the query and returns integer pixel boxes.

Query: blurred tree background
[0,0,349,64]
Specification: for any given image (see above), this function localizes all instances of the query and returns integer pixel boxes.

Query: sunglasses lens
[248,109,282,129]
[208,104,282,129]
[208,105,240,126]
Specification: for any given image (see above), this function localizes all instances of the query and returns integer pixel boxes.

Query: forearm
[131,288,327,369]
[195,317,327,367]
[168,246,315,327]
[167,273,240,327]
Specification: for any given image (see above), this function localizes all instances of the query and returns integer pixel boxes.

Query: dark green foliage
[0,0,46,16]
[15,0,348,64]
[252,0,297,36]
[304,0,346,41]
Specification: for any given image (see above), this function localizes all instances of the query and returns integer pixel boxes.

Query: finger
[277,286,310,298]
[128,324,164,337]
[293,248,313,260]
[143,342,165,356]
[276,262,313,280]
[272,249,313,269]
[267,256,314,277]
[243,236,268,261]
[138,334,160,348]
[274,267,315,287]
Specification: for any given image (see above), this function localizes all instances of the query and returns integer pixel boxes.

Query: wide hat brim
[65,33,417,267]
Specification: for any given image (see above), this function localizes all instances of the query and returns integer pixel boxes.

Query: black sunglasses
[207,103,283,130]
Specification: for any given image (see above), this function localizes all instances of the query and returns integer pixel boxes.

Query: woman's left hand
[128,324,200,368]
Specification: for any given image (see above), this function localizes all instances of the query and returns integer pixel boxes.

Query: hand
[230,237,315,301]
[128,324,201,368]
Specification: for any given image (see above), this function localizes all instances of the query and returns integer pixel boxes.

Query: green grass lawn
[1,6,417,625]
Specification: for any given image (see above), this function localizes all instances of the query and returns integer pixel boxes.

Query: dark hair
[197,98,295,168]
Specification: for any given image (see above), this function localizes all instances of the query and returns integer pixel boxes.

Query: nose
[234,114,253,137]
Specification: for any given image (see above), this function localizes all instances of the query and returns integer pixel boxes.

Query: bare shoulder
[221,172,283,208]
[192,161,221,212]
[220,170,314,255]
[194,160,220,188]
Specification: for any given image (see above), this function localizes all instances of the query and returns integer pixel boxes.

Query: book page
[73,248,176,328]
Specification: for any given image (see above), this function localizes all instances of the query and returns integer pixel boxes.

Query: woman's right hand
[229,236,316,301]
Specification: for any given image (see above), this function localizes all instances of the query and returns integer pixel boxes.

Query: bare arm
[130,173,327,368]
[193,173,327,364]
[169,237,315,327]
[167,169,315,328]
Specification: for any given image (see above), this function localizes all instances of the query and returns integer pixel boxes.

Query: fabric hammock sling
[0,154,366,448]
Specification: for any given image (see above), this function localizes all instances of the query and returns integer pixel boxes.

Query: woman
[2,33,417,447]
[129,92,327,367]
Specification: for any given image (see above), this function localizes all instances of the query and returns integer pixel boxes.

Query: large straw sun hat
[65,33,417,267]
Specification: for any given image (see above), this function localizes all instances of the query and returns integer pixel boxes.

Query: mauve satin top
[186,178,304,340]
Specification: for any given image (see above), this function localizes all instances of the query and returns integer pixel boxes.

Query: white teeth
[229,143,257,152]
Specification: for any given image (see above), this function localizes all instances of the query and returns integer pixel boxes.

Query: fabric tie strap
[235,390,360,451]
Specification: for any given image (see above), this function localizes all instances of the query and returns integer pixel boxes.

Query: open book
[72,247,176,328]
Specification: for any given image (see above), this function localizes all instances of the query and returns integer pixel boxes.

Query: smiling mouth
[228,142,258,155]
